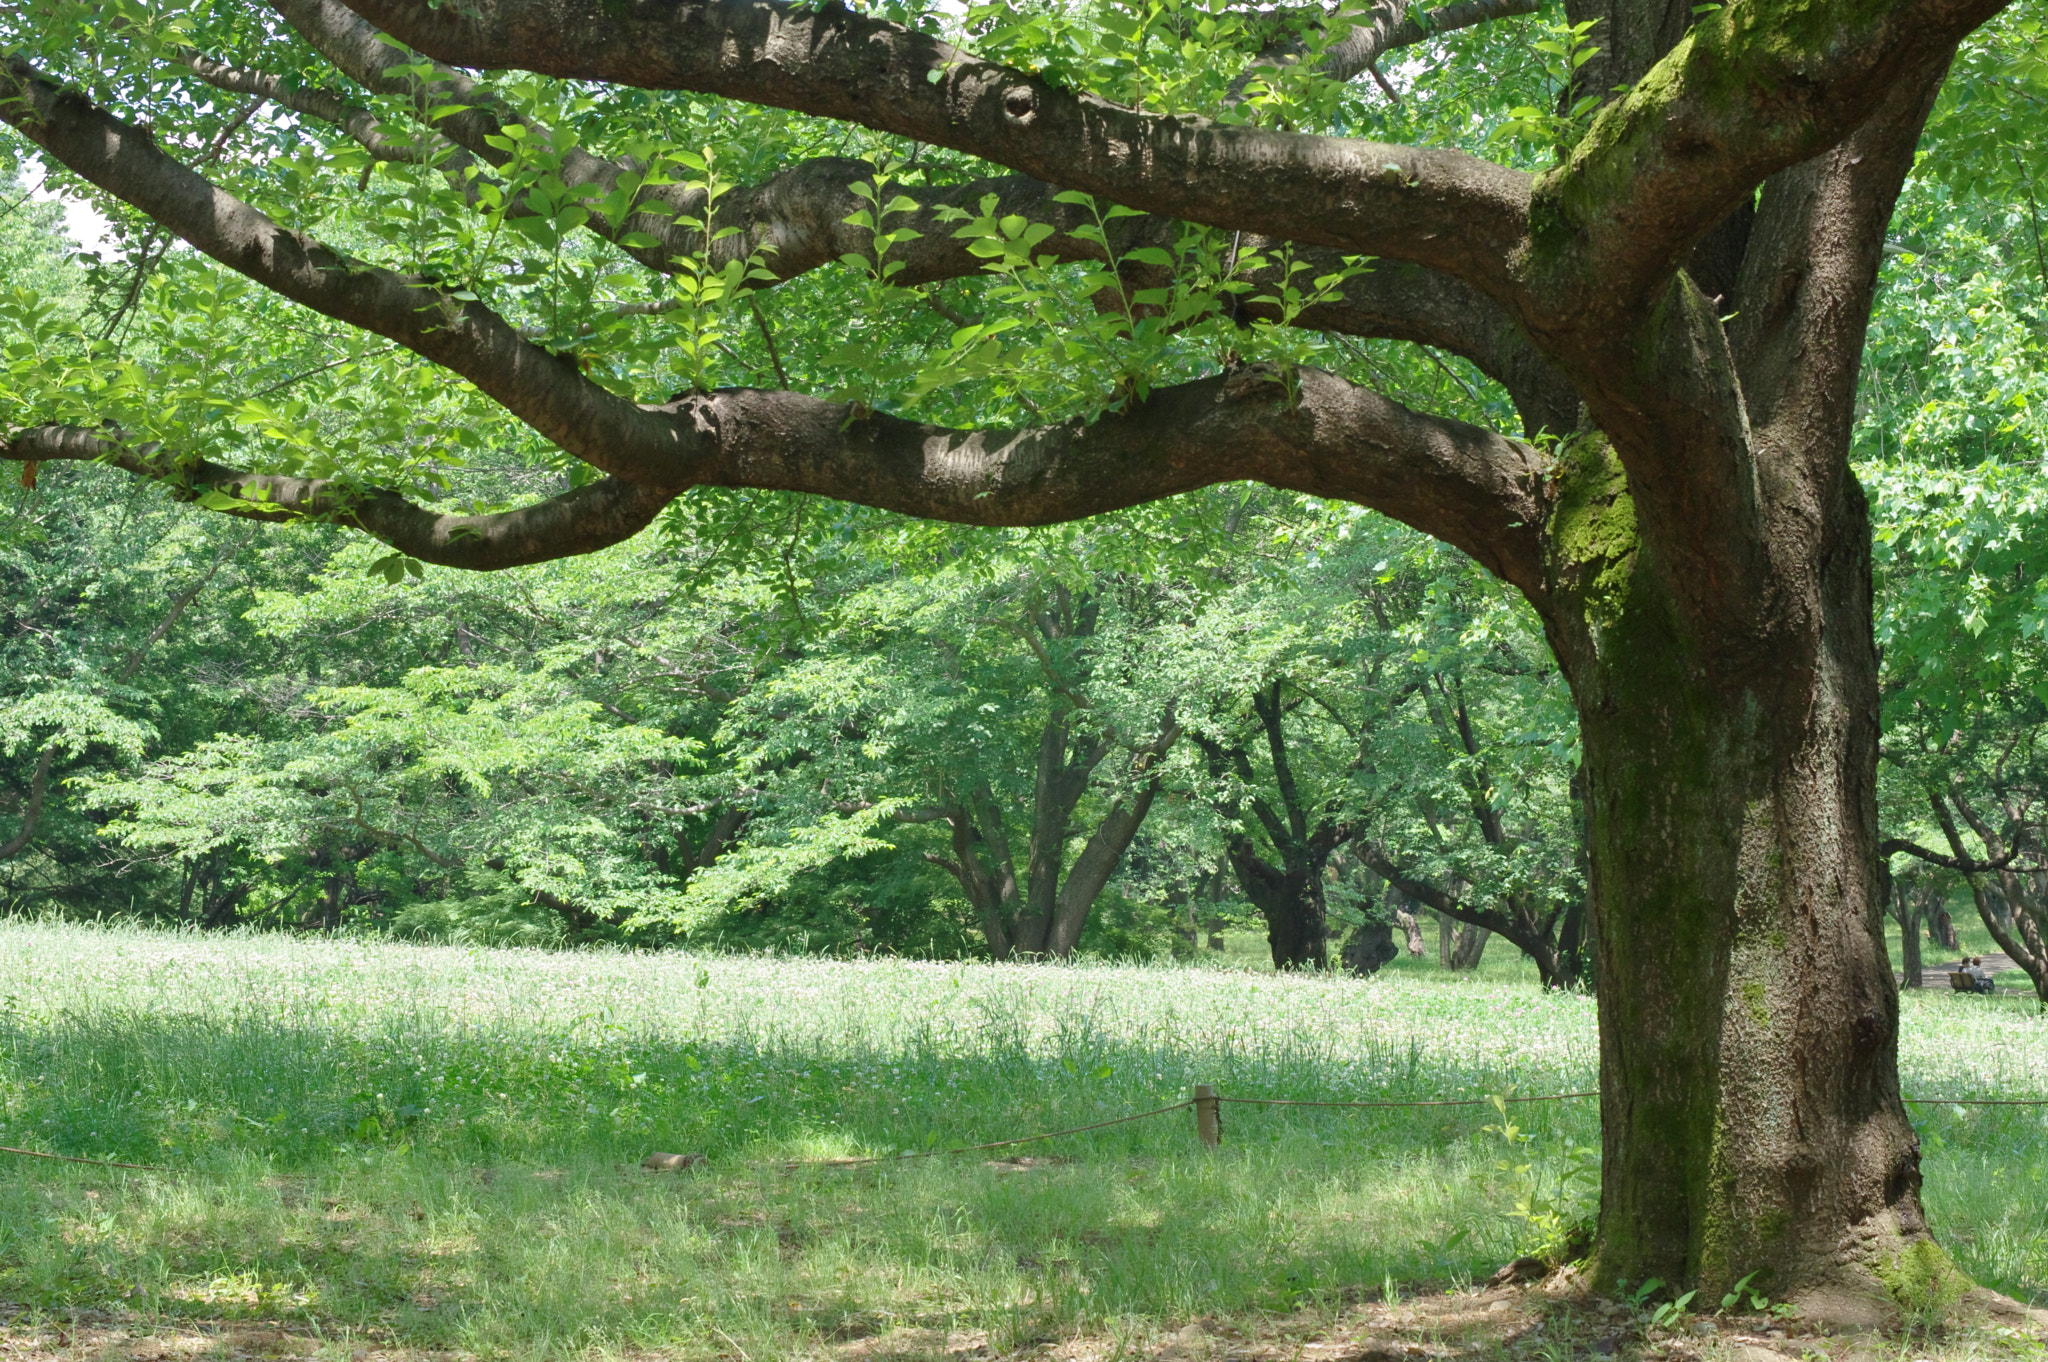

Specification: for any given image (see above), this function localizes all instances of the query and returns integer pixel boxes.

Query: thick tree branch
[0,426,674,570]
[334,0,1535,300]
[0,59,1548,592]
[192,6,1575,433]
[1528,0,2006,330]
[648,366,1550,596]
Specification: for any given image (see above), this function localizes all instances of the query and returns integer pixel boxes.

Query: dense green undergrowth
[0,922,2042,1359]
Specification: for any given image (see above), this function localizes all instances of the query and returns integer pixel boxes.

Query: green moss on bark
[1545,431,1637,635]
[1877,1241,1971,1320]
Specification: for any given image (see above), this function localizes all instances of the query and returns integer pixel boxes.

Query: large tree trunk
[1561,533,1925,1314]
[1512,28,1971,1308]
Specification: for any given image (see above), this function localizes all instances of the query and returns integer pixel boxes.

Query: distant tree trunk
[919,718,1176,961]
[1225,836,1333,969]
[1451,922,1490,969]
[1886,867,1922,989]
[1197,682,1352,970]
[1556,897,1590,990]
[917,783,1023,958]
[1924,891,1958,951]
[0,747,55,862]
[1341,921,1400,974]
[1364,852,1578,987]
[1359,674,1586,987]
[1390,889,1426,958]
[317,871,348,931]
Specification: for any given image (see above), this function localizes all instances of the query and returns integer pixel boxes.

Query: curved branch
[0,55,682,486]
[250,0,1572,429]
[1879,837,2018,875]
[1,426,674,570]
[0,60,1547,593]
[648,364,1549,599]
[333,0,1535,301]
[1231,0,1542,101]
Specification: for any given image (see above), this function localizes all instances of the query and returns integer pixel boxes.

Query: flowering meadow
[0,921,2042,1358]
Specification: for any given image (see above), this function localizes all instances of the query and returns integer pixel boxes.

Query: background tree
[698,534,1196,957]
[1858,34,2048,1003]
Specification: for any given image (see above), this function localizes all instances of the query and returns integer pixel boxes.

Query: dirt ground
[3,1273,2043,1362]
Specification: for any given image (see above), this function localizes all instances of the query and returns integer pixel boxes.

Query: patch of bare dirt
[5,1278,2040,1362]
[0,1312,469,1362]
[810,1277,2045,1362]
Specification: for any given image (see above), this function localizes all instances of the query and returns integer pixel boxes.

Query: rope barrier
[5,1088,2043,1178]
[0,1144,172,1172]
[784,1100,1196,1168]
[1220,1091,1596,1109]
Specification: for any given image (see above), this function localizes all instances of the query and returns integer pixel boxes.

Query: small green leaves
[366,552,427,585]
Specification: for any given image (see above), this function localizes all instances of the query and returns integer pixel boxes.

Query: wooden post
[1193,1084,1221,1148]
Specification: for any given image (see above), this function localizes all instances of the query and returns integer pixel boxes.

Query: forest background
[1,8,2046,997]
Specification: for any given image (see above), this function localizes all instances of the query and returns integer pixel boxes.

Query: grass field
[0,921,2043,1360]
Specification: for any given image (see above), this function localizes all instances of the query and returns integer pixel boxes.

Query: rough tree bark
[3,0,2037,1319]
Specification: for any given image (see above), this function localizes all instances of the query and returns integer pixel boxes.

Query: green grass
[0,921,2042,1359]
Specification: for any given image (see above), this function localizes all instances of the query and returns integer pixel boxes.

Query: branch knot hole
[1003,87,1036,123]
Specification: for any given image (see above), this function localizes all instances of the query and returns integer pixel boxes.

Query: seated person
[1962,957,1996,994]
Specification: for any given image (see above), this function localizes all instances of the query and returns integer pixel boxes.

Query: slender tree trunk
[0,746,55,861]
[1925,893,1958,952]
[1555,896,1589,990]
[1043,779,1161,956]
[923,790,1023,959]
[1893,877,1923,990]
[1013,712,1096,954]
[1449,921,1490,970]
